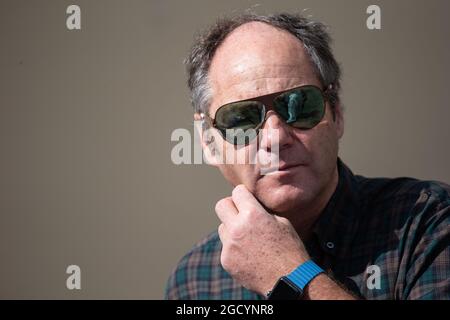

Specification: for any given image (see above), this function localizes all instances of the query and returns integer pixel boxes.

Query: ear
[193,113,222,167]
[333,103,345,139]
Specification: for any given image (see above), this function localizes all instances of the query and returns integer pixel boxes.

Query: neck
[287,165,339,242]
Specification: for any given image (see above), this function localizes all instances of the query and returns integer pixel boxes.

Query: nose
[259,110,294,151]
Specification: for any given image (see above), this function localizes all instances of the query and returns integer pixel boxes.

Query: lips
[258,157,307,175]
[259,162,304,176]
[277,162,303,171]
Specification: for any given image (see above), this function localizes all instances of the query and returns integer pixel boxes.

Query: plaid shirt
[165,158,450,300]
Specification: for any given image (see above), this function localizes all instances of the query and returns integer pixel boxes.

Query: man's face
[204,22,344,214]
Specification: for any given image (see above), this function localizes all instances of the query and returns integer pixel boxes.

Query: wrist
[267,260,324,300]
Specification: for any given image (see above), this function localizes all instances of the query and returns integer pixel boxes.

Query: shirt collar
[311,157,361,257]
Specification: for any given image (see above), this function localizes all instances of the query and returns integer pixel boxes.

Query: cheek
[295,118,339,168]
[218,164,261,193]
[216,143,261,187]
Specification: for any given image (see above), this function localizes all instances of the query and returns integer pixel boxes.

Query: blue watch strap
[286,260,324,290]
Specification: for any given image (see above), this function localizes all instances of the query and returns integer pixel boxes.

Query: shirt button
[326,241,335,249]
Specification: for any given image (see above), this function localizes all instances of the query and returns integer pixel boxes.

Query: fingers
[218,223,227,242]
[215,196,238,226]
[216,184,268,229]
[231,184,265,214]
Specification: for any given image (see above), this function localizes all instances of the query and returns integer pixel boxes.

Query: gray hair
[185,12,342,116]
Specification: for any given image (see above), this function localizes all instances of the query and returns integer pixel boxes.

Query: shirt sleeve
[165,251,194,300]
[401,188,450,300]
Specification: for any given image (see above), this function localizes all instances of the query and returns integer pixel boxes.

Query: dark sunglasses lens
[214,101,264,145]
[273,86,325,129]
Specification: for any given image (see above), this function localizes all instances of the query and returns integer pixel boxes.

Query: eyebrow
[226,84,320,105]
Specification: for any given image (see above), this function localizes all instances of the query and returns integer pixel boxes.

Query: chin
[256,182,314,214]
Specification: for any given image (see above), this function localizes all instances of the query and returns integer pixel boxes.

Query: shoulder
[165,231,223,299]
[356,175,450,206]
[165,231,263,300]
[351,175,450,263]
[355,175,450,224]
[347,175,450,298]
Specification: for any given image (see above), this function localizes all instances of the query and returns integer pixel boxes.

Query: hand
[216,184,310,295]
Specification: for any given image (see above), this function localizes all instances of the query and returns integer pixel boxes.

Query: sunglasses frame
[200,84,332,144]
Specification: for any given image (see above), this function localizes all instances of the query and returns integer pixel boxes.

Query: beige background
[0,0,449,299]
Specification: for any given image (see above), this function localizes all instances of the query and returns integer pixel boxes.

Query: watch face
[268,277,303,300]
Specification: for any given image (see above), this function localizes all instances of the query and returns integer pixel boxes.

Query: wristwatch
[267,260,324,300]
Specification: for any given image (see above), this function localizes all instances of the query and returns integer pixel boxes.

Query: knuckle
[232,184,245,197]
[243,208,259,222]
[247,207,259,217]
[215,199,225,213]
[218,223,225,235]
[276,215,290,225]
[228,223,246,239]
[220,252,231,270]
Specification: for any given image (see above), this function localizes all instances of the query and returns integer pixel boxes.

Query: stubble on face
[206,22,342,221]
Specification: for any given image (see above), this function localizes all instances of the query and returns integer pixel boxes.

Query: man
[165,13,450,300]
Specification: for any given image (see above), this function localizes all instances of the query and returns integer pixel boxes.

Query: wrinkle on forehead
[210,41,313,87]
[217,64,309,87]
[209,62,320,115]
[212,65,314,100]
[208,22,320,113]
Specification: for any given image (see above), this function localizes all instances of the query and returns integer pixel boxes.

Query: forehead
[208,22,320,112]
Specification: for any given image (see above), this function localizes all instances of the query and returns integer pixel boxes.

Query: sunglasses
[201,84,330,146]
